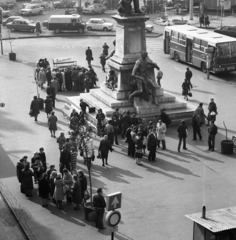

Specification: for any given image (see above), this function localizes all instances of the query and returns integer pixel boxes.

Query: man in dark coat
[147,127,157,161]
[85,47,93,66]
[46,68,52,87]
[208,121,218,151]
[30,96,40,122]
[102,42,109,56]
[177,120,188,152]
[38,147,47,172]
[16,156,27,193]
[192,113,202,141]
[93,188,106,230]
[99,53,106,72]
[98,135,113,166]
[60,145,71,173]
[185,68,193,88]
[206,98,217,126]
[46,83,56,108]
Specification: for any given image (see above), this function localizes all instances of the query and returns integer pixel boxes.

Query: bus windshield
[216,42,236,58]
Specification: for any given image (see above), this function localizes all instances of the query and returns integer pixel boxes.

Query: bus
[163,25,236,73]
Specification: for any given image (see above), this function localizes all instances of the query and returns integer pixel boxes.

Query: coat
[53,178,65,201]
[44,98,53,114]
[38,178,50,198]
[99,54,106,65]
[177,124,188,138]
[79,175,87,199]
[21,169,34,190]
[30,99,40,116]
[71,180,82,204]
[48,115,57,131]
[16,162,24,183]
[147,132,157,149]
[46,86,55,98]
[156,122,166,140]
[102,44,109,56]
[51,80,60,94]
[195,106,206,124]
[38,70,46,85]
[85,48,93,61]
[98,139,113,157]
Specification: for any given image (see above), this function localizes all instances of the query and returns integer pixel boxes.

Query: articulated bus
[163,25,236,73]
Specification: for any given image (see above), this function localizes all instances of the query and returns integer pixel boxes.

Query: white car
[86,18,113,31]
[20,4,44,16]
[22,0,49,9]
[145,23,154,32]
[82,4,107,14]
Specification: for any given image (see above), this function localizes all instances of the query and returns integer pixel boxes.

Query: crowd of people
[199,14,210,28]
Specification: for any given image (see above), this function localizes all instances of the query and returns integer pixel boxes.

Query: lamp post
[189,0,193,20]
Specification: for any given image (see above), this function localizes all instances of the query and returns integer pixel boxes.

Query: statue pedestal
[107,14,149,98]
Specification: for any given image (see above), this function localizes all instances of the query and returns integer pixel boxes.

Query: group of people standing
[199,14,210,28]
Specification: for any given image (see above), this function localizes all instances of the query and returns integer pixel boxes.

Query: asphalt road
[1,36,236,240]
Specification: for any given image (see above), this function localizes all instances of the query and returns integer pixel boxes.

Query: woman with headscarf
[38,67,47,90]
[71,175,82,210]
[48,111,57,138]
[53,173,65,209]
[21,163,34,197]
[38,173,50,207]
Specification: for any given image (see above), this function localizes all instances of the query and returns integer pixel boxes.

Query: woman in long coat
[71,175,82,210]
[21,163,34,197]
[98,135,113,166]
[38,173,50,207]
[38,67,47,89]
[48,111,57,138]
[53,173,65,209]
[30,96,40,122]
[78,169,87,204]
[44,96,53,118]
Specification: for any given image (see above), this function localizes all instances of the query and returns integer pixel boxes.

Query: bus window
[193,38,201,50]
[217,43,230,58]
[229,42,236,57]
[171,31,179,43]
[179,33,186,45]
[200,40,208,52]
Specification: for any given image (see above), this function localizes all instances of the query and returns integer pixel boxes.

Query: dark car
[214,25,236,38]
[6,19,36,32]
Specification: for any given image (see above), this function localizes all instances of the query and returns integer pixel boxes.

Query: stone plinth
[107,14,149,94]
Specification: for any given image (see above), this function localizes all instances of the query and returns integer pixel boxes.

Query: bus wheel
[201,62,207,73]
[174,52,179,62]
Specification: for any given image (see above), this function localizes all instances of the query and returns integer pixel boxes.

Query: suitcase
[38,98,44,110]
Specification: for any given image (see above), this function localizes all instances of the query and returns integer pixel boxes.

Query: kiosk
[53,57,77,70]
[186,206,236,240]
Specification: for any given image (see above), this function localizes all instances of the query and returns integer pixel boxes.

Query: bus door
[186,38,193,63]
[164,30,170,54]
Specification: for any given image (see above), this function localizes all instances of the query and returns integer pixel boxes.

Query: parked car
[82,4,107,14]
[20,4,44,16]
[6,19,36,32]
[2,16,23,26]
[86,18,113,31]
[214,25,236,38]
[53,0,76,8]
[65,8,77,14]
[22,0,49,9]
[145,23,154,32]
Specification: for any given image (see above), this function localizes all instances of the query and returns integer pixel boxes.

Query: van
[48,15,86,33]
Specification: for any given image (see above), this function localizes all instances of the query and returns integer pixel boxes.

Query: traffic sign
[106,192,122,211]
[105,210,121,227]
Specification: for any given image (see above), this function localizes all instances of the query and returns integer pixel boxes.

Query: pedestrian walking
[48,111,57,138]
[85,46,93,66]
[102,42,109,56]
[147,127,157,161]
[57,132,66,151]
[134,132,143,165]
[30,96,40,122]
[80,99,89,113]
[46,83,56,108]
[51,78,60,99]
[105,120,115,145]
[185,68,193,88]
[21,163,34,197]
[156,67,163,87]
[182,79,191,100]
[38,147,47,172]
[99,53,106,72]
[208,121,218,151]
[60,145,71,172]
[71,175,82,210]
[78,169,87,204]
[38,173,50,208]
[177,120,188,152]
[204,14,210,27]
[156,119,166,150]
[206,98,217,126]
[199,14,204,27]
[53,173,65,209]
[36,21,41,36]
[44,96,53,118]
[192,113,202,141]
[49,171,57,205]
[93,188,106,230]
[98,135,113,166]
[195,103,207,127]
[38,67,47,89]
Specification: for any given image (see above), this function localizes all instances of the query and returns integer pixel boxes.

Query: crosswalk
[146,39,163,53]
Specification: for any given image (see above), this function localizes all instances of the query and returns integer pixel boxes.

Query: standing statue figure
[130,51,160,105]
[118,0,143,15]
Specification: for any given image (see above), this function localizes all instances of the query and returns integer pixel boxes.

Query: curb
[0,180,36,240]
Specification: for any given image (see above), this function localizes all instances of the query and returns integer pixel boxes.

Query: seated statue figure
[118,0,143,15]
[105,70,117,91]
[130,51,160,105]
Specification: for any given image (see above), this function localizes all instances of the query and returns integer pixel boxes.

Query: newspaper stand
[186,206,236,240]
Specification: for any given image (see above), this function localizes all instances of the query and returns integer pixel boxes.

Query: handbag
[97,152,101,159]
[188,92,192,97]
[29,110,34,117]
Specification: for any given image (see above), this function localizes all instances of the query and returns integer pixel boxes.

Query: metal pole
[189,0,193,20]
[111,231,114,240]
[207,69,210,79]
[0,25,3,55]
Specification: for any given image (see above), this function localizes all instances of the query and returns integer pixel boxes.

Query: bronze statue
[118,0,143,16]
[130,51,160,105]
